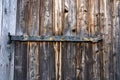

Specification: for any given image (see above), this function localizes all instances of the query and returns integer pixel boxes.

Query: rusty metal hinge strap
[8,33,102,44]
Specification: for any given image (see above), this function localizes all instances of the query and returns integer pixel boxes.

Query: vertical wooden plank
[0,0,17,80]
[62,0,77,80]
[102,0,113,80]
[112,0,117,79]
[116,1,120,80]
[87,1,95,80]
[14,0,28,80]
[53,0,63,80]
[76,0,88,80]
[9,0,17,80]
[76,43,82,80]
[25,0,40,80]
[40,42,55,80]
[114,1,120,80]
[92,0,102,80]
[88,0,103,80]
[0,0,2,37]
[27,42,40,80]
[1,1,10,80]
[109,1,114,80]
[40,0,55,80]
[14,42,27,80]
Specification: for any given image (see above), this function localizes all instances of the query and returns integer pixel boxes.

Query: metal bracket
[8,33,102,44]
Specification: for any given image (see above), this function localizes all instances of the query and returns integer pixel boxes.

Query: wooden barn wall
[0,0,120,80]
[14,0,120,80]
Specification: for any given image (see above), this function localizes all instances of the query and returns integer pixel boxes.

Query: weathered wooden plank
[102,0,113,80]
[62,42,76,80]
[0,0,2,37]
[53,0,64,80]
[25,0,40,80]
[76,0,88,80]
[75,43,82,80]
[14,0,28,80]
[0,0,17,80]
[14,42,27,80]
[88,0,104,80]
[39,0,55,80]
[92,0,102,80]
[27,42,40,80]
[40,42,55,80]
[116,1,120,80]
[62,0,77,80]
[87,1,95,80]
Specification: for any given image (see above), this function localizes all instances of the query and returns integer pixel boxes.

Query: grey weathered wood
[76,0,88,80]
[0,0,2,37]
[14,42,27,80]
[14,0,28,80]
[115,1,120,80]
[0,0,17,80]
[26,0,40,80]
[1,0,119,80]
[53,0,64,80]
[62,0,77,80]
[39,0,55,80]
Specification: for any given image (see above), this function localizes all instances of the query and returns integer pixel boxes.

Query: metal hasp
[8,33,102,44]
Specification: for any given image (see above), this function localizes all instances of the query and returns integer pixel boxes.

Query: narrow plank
[14,0,28,80]
[112,0,117,79]
[25,0,40,80]
[27,42,40,80]
[102,0,112,80]
[39,0,55,80]
[14,42,27,80]
[53,0,63,80]
[116,1,120,80]
[0,0,17,80]
[0,0,2,37]
[92,0,102,80]
[62,42,76,80]
[76,43,82,80]
[87,1,95,79]
[94,0,104,80]
[62,0,77,79]
[76,0,88,80]
[53,42,62,80]
[109,1,115,80]
[88,0,103,80]
[8,0,17,80]
[40,42,55,80]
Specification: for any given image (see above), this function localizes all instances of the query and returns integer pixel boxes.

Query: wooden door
[14,0,120,80]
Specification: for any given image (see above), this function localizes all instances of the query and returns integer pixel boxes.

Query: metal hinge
[8,33,102,44]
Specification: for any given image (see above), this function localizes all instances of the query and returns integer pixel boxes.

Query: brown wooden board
[39,0,55,80]
[14,0,28,80]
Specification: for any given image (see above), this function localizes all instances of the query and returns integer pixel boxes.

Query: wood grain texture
[14,0,28,80]
[12,0,120,80]
[39,0,55,80]
[116,1,120,80]
[62,0,77,80]
[53,0,63,80]
[14,42,27,80]
[76,0,88,80]
[25,0,40,80]
[0,0,17,80]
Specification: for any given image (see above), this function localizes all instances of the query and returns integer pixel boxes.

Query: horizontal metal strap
[8,33,102,44]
